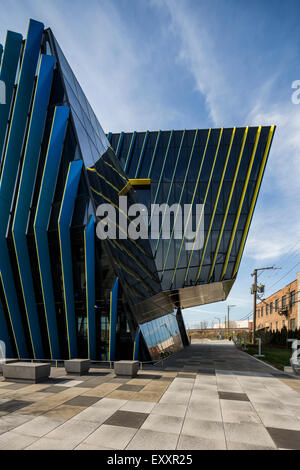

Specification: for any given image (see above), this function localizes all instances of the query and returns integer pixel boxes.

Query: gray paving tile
[221,408,261,424]
[39,386,69,393]
[224,422,276,448]
[0,430,38,450]
[1,383,29,390]
[42,418,99,446]
[177,434,226,450]
[0,400,34,413]
[177,373,196,379]
[220,399,254,413]
[84,424,137,450]
[152,403,187,418]
[120,400,156,414]
[267,427,300,450]
[13,416,64,437]
[258,411,300,431]
[126,429,178,450]
[104,410,149,428]
[182,418,226,442]
[159,391,190,405]
[141,414,183,434]
[186,402,222,422]
[218,391,249,402]
[227,441,277,450]
[64,396,101,407]
[25,436,76,450]
[92,397,126,409]
[117,384,144,392]
[68,406,114,424]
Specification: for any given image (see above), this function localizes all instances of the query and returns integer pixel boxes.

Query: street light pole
[227,305,236,338]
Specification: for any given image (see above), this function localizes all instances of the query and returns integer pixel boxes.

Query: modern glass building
[0,19,275,362]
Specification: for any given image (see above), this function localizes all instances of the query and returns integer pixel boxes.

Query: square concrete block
[0,359,18,375]
[2,362,51,383]
[114,360,139,377]
[64,359,90,376]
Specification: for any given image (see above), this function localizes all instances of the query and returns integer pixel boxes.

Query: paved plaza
[0,341,300,450]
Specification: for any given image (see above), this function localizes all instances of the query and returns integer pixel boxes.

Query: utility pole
[251,269,258,345]
[251,266,280,344]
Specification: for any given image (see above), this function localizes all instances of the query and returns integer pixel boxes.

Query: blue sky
[1,0,300,327]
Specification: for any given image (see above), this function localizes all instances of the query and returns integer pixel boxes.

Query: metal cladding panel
[110,127,275,297]
[0,302,13,357]
[58,159,83,359]
[0,19,44,358]
[109,277,118,361]
[84,216,96,360]
[0,31,23,161]
[133,328,141,360]
[12,54,55,359]
[0,20,44,223]
[34,106,70,359]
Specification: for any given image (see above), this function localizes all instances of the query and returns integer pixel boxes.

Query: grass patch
[241,345,292,371]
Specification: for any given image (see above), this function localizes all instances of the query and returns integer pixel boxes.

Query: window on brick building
[270,302,273,314]
[266,304,269,315]
[282,296,286,308]
[275,299,279,311]
[261,306,264,317]
[290,291,296,307]
[290,319,296,330]
[257,309,260,318]
[276,321,278,330]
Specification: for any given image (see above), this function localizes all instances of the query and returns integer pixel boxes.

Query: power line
[267,262,300,291]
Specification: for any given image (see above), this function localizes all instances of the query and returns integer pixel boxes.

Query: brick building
[257,273,300,331]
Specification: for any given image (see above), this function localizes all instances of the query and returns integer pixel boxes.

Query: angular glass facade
[0,19,275,361]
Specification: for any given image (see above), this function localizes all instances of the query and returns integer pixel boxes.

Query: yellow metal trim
[232,126,275,278]
[0,272,20,358]
[57,162,72,359]
[170,129,211,286]
[33,107,57,360]
[195,128,236,283]
[161,129,199,274]
[129,178,151,186]
[118,178,151,196]
[220,126,262,280]
[208,127,249,282]
[118,181,131,196]
[184,128,223,284]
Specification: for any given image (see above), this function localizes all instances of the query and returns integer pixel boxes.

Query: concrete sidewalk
[0,342,299,450]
